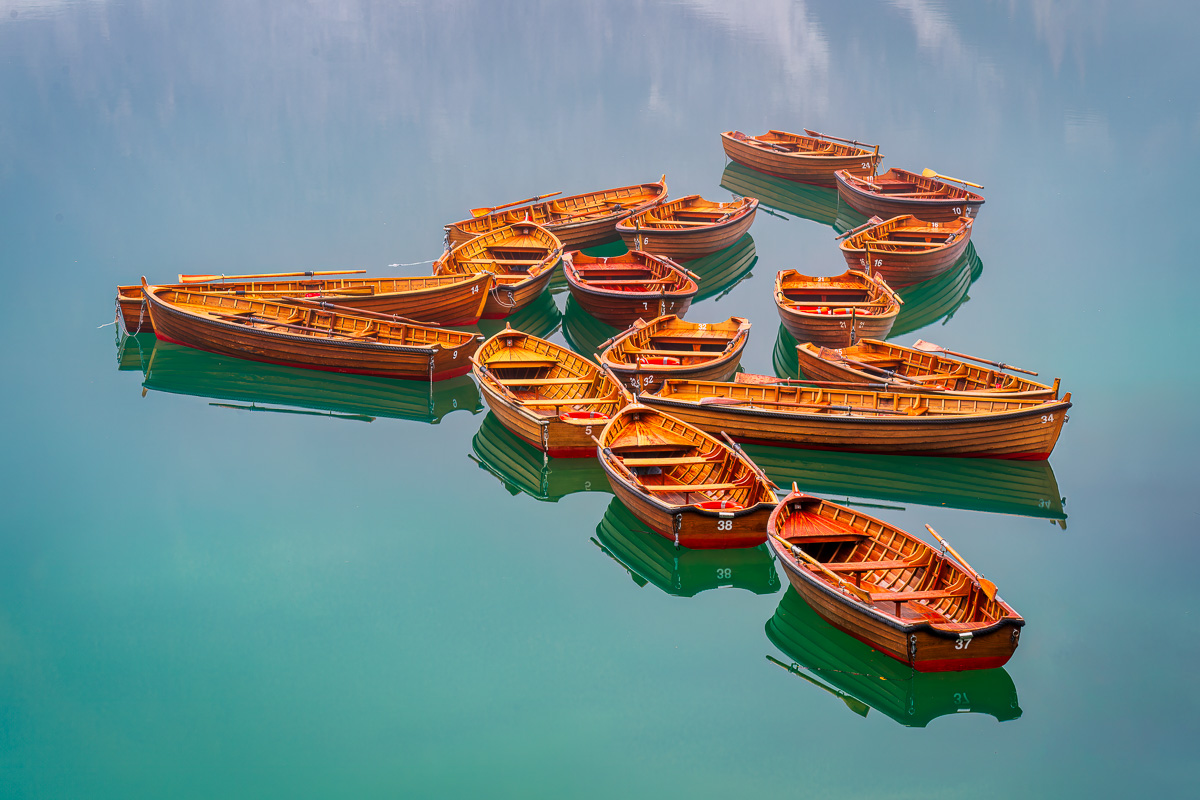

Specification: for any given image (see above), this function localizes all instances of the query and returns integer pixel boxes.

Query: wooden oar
[280,297,438,327]
[209,311,358,339]
[697,396,911,415]
[470,191,561,218]
[179,269,366,283]
[802,129,877,150]
[834,217,884,240]
[718,431,777,490]
[770,534,873,604]
[911,340,1037,375]
[197,286,377,297]
[920,168,984,189]
[924,525,997,601]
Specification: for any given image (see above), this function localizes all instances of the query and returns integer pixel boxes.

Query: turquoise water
[2,2,1197,797]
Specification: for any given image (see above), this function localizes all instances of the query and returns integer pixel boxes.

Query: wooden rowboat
[835,168,985,222]
[116,272,493,334]
[720,160,868,233]
[596,404,778,549]
[444,176,668,250]
[433,222,561,319]
[839,214,974,287]
[616,195,758,260]
[141,279,483,381]
[720,129,881,187]
[775,269,901,348]
[638,379,1072,460]
[767,487,1024,672]
[597,315,751,393]
[767,588,1022,724]
[794,339,1059,399]
[563,249,699,328]
[471,328,630,457]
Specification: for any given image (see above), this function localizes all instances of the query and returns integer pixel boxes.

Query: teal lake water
[2,2,1197,797]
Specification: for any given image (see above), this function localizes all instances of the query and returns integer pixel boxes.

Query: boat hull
[477,379,614,458]
[835,169,985,222]
[720,131,879,187]
[145,292,479,381]
[776,559,1022,672]
[639,389,1071,460]
[840,217,974,287]
[776,306,896,348]
[617,209,757,260]
[481,263,558,319]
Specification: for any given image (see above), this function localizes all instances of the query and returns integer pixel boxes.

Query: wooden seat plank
[643,482,741,492]
[621,456,716,466]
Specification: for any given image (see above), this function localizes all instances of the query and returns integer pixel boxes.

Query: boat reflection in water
[562,294,620,363]
[766,587,1022,727]
[743,443,1066,523]
[890,242,983,338]
[592,498,779,597]
[476,289,562,341]
[719,161,868,233]
[116,332,156,372]
[685,233,757,302]
[469,412,610,503]
[131,338,482,424]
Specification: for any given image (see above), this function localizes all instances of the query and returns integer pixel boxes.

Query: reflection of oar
[765,656,871,717]
[179,269,366,283]
[209,403,374,422]
[920,168,984,189]
[912,340,1037,375]
[470,192,562,218]
[698,396,912,416]
[924,524,997,601]
[770,534,873,604]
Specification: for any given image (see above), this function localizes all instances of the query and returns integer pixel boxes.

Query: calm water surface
[2,2,1197,797]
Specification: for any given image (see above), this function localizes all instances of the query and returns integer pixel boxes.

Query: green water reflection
[469,412,610,503]
[720,160,868,233]
[593,498,779,597]
[766,588,1021,728]
[122,336,482,425]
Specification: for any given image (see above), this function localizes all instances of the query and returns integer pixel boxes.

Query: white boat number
[816,276,826,282]
[954,638,972,650]
[860,162,869,169]
[697,324,707,330]
[472,285,479,294]
[953,207,962,215]
[717,568,732,578]
[585,426,593,435]
[859,258,867,266]
[1041,414,1055,424]
[717,519,732,531]
[643,302,649,309]
[874,259,883,267]
[452,350,458,359]
[931,222,940,228]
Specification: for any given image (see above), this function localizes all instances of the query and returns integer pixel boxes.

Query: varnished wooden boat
[616,195,758,260]
[795,339,1059,399]
[595,404,778,549]
[597,315,751,393]
[835,168,985,222]
[470,412,610,503]
[720,129,881,187]
[563,249,699,327]
[444,176,669,250]
[138,338,482,424]
[767,487,1024,671]
[839,214,974,287]
[638,379,1072,460]
[775,269,901,347]
[433,222,562,319]
[141,279,483,381]
[595,498,780,597]
[116,273,492,333]
[766,587,1021,724]
[471,328,629,457]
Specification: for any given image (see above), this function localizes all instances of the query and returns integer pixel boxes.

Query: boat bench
[629,348,718,357]
[643,483,741,493]
[621,456,714,467]
[826,559,917,573]
[867,588,969,603]
[495,377,593,386]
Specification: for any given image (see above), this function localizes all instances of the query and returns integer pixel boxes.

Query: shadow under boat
[562,294,621,364]
[592,497,780,597]
[720,161,869,233]
[469,411,611,503]
[742,442,1066,523]
[134,338,482,424]
[475,289,563,341]
[766,587,1022,728]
